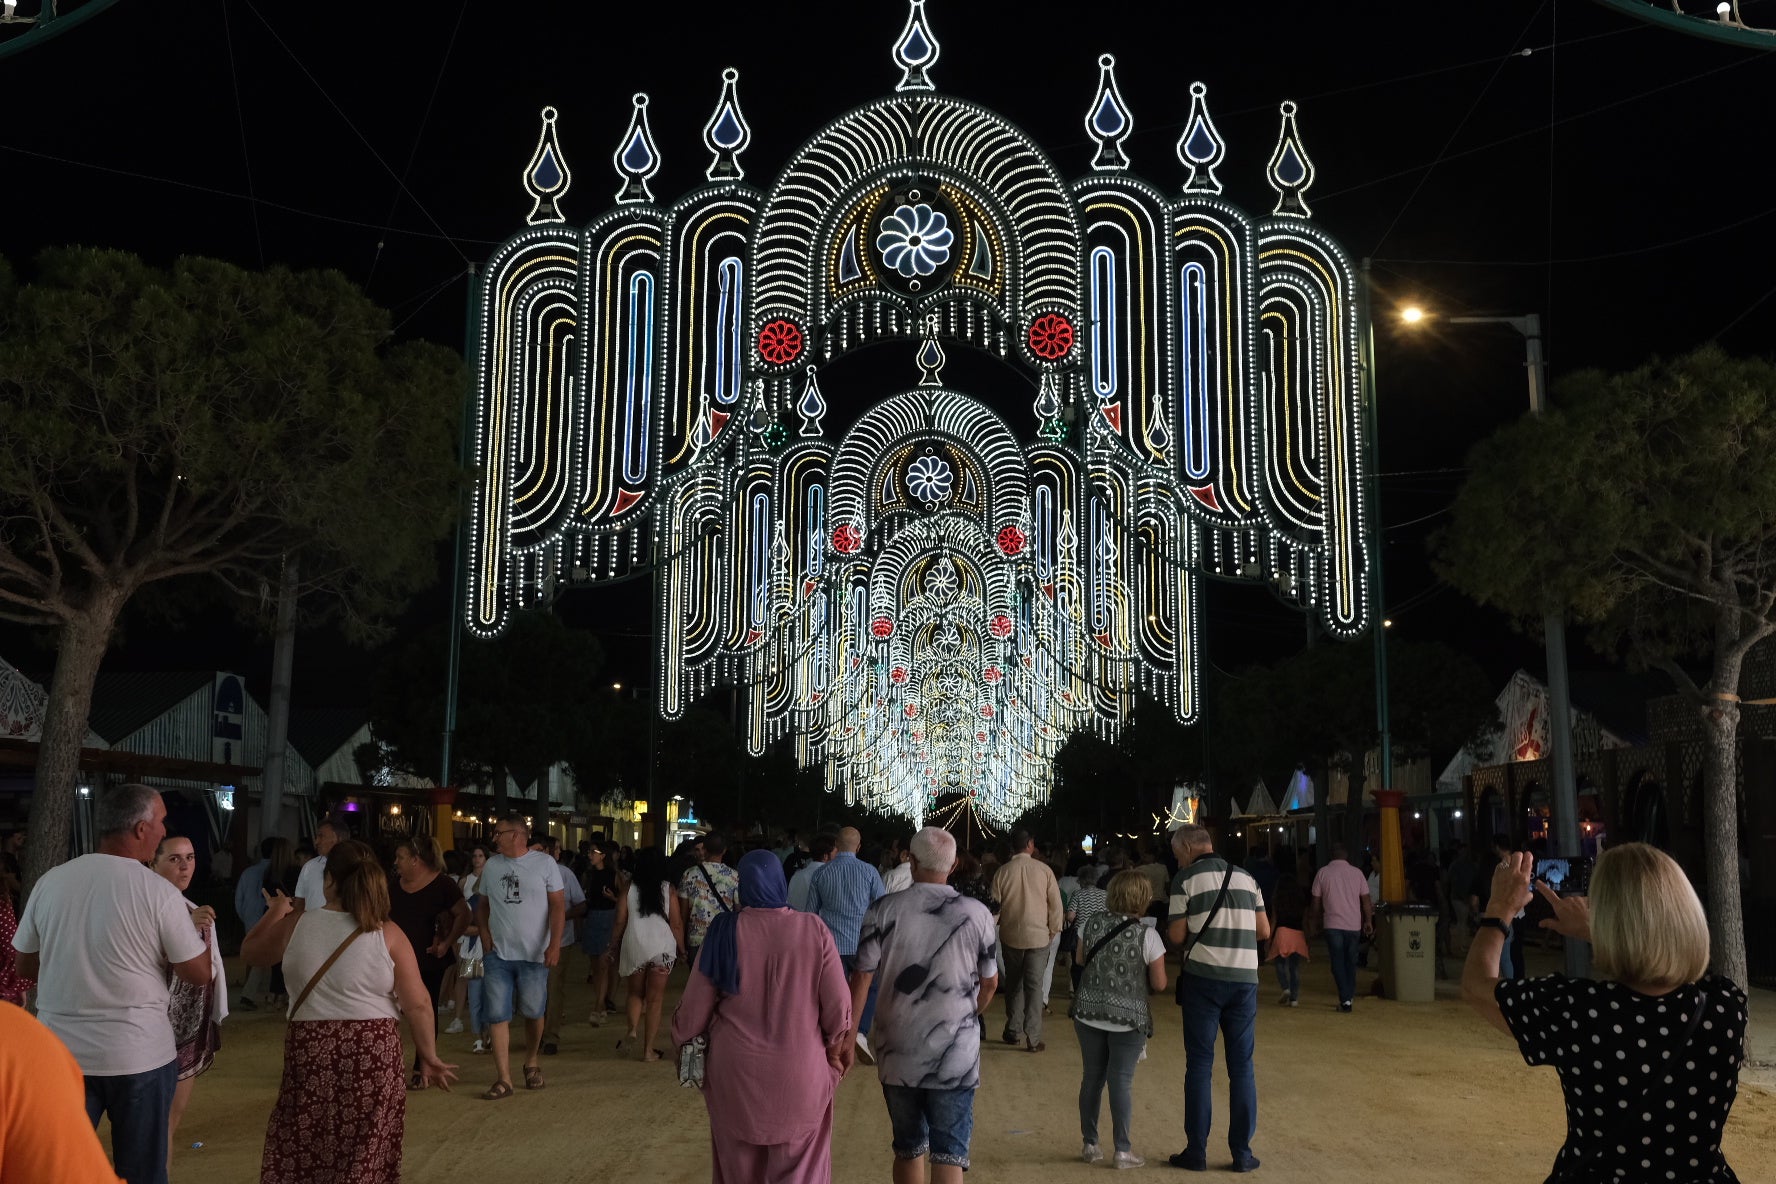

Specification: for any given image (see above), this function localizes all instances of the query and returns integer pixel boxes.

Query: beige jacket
[992,852,1064,950]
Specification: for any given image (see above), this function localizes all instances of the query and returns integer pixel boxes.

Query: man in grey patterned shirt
[848,826,999,1183]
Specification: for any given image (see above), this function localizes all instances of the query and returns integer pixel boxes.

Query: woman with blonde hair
[1070,868,1168,1169]
[1463,842,1747,1183]
[244,839,458,1183]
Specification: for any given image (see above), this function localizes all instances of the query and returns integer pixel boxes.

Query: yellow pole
[429,787,458,854]
[1374,789,1405,903]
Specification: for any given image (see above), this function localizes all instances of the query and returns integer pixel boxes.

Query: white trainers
[588,1010,606,1027]
[1082,1143,1104,1164]
[470,1038,489,1054]
[855,1033,876,1065]
[1114,1150,1146,1169]
[444,1018,464,1035]
[1279,992,1291,1006]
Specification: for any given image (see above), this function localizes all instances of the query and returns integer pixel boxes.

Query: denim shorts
[882,1084,975,1168]
[583,909,616,956]
[481,952,549,1024]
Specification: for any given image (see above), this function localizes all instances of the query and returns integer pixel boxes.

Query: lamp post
[1402,308,1588,978]
[1358,261,1398,900]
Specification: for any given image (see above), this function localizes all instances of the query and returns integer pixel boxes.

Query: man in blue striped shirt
[808,827,886,1061]
[1165,824,1269,1173]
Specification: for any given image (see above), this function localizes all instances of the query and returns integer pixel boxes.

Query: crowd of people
[0,786,1756,1183]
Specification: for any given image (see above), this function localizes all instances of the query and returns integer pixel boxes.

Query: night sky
[2,0,1767,720]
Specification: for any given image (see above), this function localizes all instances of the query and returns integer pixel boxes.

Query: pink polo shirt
[1310,860,1370,932]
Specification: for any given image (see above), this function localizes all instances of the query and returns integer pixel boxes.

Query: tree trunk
[22,595,124,894]
[493,762,509,815]
[1701,641,1749,989]
[258,554,300,847]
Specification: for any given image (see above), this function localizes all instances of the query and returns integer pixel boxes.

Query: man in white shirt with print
[291,817,344,913]
[474,813,564,1099]
[12,783,211,1184]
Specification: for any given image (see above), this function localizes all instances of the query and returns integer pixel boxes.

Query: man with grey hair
[1165,824,1268,1173]
[291,816,345,913]
[848,826,999,1184]
[12,784,211,1184]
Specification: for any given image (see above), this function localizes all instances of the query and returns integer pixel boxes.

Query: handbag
[677,1033,708,1089]
[459,954,484,981]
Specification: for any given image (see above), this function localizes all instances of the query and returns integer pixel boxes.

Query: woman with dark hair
[1464,844,1747,1183]
[389,835,471,1089]
[671,849,851,1183]
[606,846,683,1062]
[244,839,458,1184]
[152,834,226,1169]
[584,841,622,1026]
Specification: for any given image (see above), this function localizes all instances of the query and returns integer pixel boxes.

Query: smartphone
[1535,856,1592,897]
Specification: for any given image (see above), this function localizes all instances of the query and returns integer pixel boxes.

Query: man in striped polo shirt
[1165,825,1270,1174]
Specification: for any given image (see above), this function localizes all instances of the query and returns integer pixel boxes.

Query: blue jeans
[85,1059,177,1184]
[1179,974,1257,1163]
[1325,928,1360,1004]
[466,975,486,1033]
[482,952,549,1024]
[842,952,880,1036]
[882,1084,976,1168]
[1273,954,1302,999]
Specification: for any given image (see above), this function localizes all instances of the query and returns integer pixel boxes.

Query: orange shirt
[0,1003,122,1184]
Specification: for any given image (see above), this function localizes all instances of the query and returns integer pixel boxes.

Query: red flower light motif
[996,525,1027,556]
[982,665,1002,683]
[1027,313,1075,361]
[890,666,909,684]
[980,704,995,719]
[870,615,895,640]
[904,703,919,719]
[988,614,1015,639]
[831,523,862,554]
[758,318,805,365]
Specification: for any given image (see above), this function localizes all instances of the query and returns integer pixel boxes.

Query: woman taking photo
[152,834,226,1168]
[389,836,471,1087]
[670,849,851,1183]
[244,839,458,1184]
[607,845,683,1062]
[1070,868,1167,1169]
[1463,843,1747,1183]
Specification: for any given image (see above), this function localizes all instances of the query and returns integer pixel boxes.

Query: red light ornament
[831,523,862,554]
[870,615,895,640]
[758,318,805,365]
[996,525,1026,555]
[987,614,1015,639]
[1027,313,1075,361]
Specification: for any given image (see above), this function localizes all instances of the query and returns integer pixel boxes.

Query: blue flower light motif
[876,204,954,278]
[906,454,954,503]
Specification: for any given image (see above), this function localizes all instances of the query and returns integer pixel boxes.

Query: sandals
[481,1080,514,1101]
[523,1064,545,1090]
[408,1071,427,1092]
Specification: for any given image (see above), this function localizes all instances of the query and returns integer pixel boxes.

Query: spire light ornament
[892,0,941,93]
[1266,101,1315,219]
[1176,81,1227,195]
[702,67,752,182]
[1085,54,1133,172]
[613,93,661,204]
[467,19,1371,826]
[522,107,571,225]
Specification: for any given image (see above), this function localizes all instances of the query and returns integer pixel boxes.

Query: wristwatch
[1477,916,1511,937]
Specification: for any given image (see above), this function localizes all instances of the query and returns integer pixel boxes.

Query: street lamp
[1400,305,1588,977]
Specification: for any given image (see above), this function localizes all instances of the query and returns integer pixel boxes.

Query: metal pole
[1521,313,1588,979]
[441,264,478,791]
[1359,260,1392,852]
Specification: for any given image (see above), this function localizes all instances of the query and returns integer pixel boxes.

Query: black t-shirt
[388,872,463,973]
[585,865,618,911]
[1496,972,1747,1183]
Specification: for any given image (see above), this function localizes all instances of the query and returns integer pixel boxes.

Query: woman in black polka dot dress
[1461,843,1746,1183]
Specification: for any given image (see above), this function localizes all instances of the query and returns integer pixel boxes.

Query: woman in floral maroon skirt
[244,839,457,1183]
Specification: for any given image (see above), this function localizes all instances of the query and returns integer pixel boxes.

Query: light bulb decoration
[465,15,1370,824]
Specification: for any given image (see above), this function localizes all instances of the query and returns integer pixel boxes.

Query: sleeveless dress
[618,883,677,976]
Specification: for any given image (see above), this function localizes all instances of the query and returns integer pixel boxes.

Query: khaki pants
[1001,944,1049,1045]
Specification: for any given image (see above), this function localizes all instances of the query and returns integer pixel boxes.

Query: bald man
[807,826,887,1061]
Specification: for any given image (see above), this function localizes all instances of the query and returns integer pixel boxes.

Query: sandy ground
[141,948,1776,1184]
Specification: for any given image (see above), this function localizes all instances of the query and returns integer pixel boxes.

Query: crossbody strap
[290,926,368,1020]
[1080,917,1139,969]
[696,863,734,913]
[1182,865,1236,964]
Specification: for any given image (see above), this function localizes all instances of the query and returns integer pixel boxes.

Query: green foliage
[1438,345,1776,677]
[0,247,462,637]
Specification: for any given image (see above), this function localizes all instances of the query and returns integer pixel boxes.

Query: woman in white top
[605,847,683,1062]
[152,834,226,1174]
[243,839,458,1184]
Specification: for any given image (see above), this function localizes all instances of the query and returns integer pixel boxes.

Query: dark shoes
[1232,1155,1261,1173]
[1001,1029,1020,1045]
[1168,1150,1207,1171]
[1338,1000,1353,1013]
[541,1042,558,1056]
[1026,1040,1046,1053]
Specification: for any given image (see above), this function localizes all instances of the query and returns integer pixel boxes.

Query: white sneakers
[1083,1143,1144,1168]
[444,1018,464,1035]
[855,1033,876,1065]
[1082,1143,1104,1164]
[1114,1151,1146,1169]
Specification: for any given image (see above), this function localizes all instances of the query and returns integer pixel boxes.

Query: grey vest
[1068,912,1153,1037]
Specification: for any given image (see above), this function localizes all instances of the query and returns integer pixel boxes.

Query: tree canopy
[0,248,462,888]
[1438,345,1776,986]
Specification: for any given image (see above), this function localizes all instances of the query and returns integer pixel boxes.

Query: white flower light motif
[876,204,953,277]
[906,454,954,503]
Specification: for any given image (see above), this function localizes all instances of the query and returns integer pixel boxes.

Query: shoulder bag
[289,926,368,1019]
[697,863,734,914]
[1174,864,1235,1005]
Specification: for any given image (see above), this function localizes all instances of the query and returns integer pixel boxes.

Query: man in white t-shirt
[12,783,210,1184]
[291,818,344,913]
[474,814,565,1099]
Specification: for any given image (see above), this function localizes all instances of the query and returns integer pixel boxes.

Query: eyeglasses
[493,829,519,838]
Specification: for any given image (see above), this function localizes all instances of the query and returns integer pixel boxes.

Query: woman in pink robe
[671,848,851,1184]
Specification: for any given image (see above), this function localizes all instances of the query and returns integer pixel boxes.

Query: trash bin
[1375,902,1438,1003]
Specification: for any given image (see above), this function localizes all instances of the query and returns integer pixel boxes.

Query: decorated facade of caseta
[464,1,1370,825]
